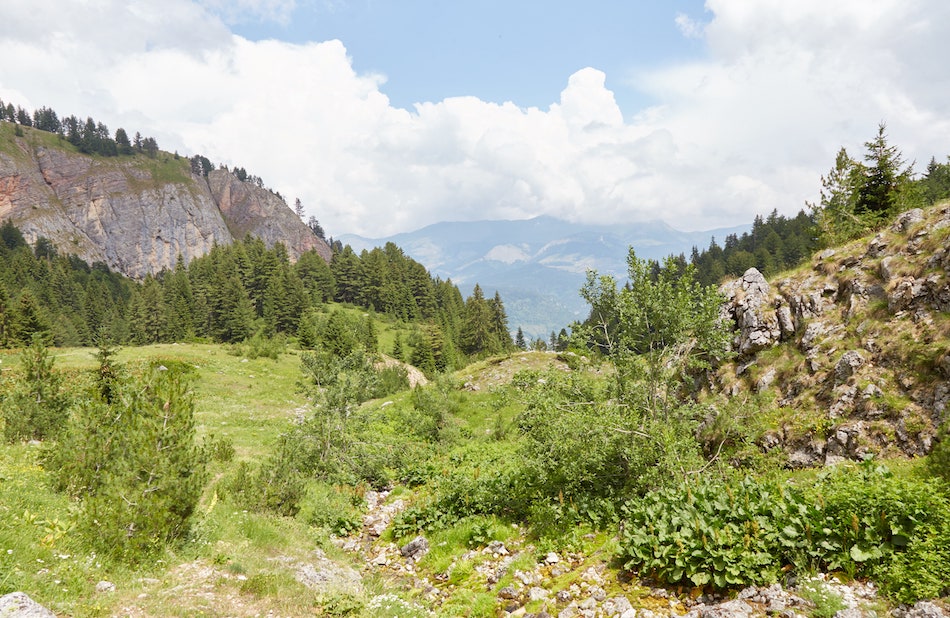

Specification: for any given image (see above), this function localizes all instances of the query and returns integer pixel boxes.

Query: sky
[1,0,949,238]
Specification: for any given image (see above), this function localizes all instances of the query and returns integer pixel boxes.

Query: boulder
[0,592,57,618]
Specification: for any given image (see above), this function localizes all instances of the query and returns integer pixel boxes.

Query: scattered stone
[892,208,925,233]
[545,552,560,565]
[697,598,754,617]
[529,587,550,601]
[756,368,777,392]
[602,595,634,616]
[556,590,573,604]
[487,540,510,556]
[896,600,950,618]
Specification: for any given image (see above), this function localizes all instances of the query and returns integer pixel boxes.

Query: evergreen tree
[392,332,404,361]
[856,122,916,218]
[114,127,133,155]
[9,289,52,346]
[515,326,527,350]
[460,284,498,356]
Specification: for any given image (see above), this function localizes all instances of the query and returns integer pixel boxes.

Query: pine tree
[856,122,916,218]
[515,327,526,350]
[460,284,498,356]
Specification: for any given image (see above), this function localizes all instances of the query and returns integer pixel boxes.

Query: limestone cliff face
[206,170,331,263]
[0,127,331,277]
[715,204,950,464]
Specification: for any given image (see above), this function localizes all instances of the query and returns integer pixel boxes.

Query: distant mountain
[340,216,749,339]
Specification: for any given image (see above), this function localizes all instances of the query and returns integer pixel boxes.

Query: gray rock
[499,586,519,600]
[834,350,865,384]
[901,600,949,618]
[756,368,777,392]
[294,549,363,595]
[800,321,827,352]
[879,256,896,282]
[892,208,925,233]
[776,304,796,339]
[603,595,634,616]
[400,535,430,561]
[0,592,57,618]
[95,580,116,594]
[558,605,578,618]
[529,587,550,601]
[698,599,754,617]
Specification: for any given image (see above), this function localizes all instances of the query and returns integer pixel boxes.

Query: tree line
[673,123,950,288]
[0,223,512,367]
[1,98,160,158]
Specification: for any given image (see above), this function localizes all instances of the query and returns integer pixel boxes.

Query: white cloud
[1,0,949,237]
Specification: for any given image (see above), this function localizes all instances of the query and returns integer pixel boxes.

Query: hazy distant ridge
[341,216,748,339]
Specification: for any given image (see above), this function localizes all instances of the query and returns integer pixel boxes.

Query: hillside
[713,203,950,465]
[0,122,330,278]
[340,216,749,339]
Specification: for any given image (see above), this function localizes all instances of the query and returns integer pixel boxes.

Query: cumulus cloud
[1,0,949,236]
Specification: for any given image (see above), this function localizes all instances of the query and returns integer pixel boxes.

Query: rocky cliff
[0,123,331,277]
[716,204,950,465]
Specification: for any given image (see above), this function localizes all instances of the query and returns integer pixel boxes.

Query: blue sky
[1,1,949,237]
[228,1,707,113]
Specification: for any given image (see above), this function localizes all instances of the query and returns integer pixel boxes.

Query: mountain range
[340,216,749,339]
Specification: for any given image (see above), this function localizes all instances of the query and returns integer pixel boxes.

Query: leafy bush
[617,462,950,601]
[302,483,363,536]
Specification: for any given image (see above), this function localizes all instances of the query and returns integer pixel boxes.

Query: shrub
[1,335,71,442]
[616,461,950,601]
[44,364,208,561]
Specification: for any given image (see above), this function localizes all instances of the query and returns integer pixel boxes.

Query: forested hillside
[0,222,512,365]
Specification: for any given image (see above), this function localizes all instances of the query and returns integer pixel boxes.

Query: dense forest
[0,222,513,369]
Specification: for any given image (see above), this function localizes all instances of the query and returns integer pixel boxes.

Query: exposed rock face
[717,204,950,463]
[207,170,331,263]
[0,130,331,278]
[720,267,782,357]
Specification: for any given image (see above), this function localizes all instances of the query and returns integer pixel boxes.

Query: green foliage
[580,250,731,419]
[1,335,71,442]
[43,363,208,561]
[227,331,286,360]
[300,483,363,536]
[617,462,950,601]
[224,455,306,518]
[811,124,922,246]
[796,578,847,618]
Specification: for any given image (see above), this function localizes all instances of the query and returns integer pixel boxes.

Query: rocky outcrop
[207,170,331,263]
[718,204,950,463]
[0,127,331,278]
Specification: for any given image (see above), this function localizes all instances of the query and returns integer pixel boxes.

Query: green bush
[616,462,950,601]
[44,365,208,561]
[224,451,306,518]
